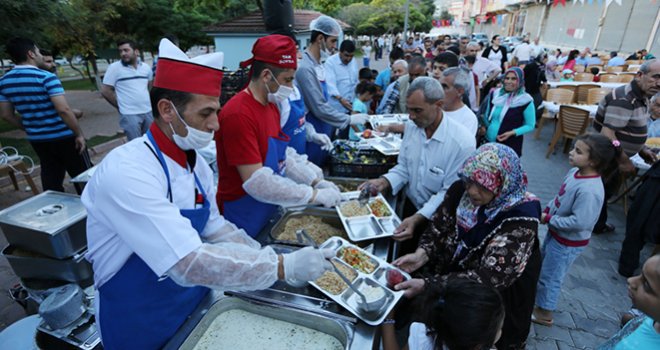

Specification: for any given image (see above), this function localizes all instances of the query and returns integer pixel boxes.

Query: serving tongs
[357,184,372,207]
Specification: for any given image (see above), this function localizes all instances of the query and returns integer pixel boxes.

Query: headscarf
[456,143,538,233]
[487,67,534,123]
[545,60,560,81]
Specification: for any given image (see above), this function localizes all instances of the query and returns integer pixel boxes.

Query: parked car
[471,33,489,46]
[54,57,68,66]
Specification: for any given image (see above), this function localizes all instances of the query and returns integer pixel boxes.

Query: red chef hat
[239,34,297,70]
[153,39,224,97]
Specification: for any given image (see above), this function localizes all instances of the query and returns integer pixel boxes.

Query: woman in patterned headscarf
[480,67,536,156]
[393,143,542,349]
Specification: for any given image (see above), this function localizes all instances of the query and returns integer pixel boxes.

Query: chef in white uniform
[81,39,333,350]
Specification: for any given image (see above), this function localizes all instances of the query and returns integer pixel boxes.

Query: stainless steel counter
[164,196,400,349]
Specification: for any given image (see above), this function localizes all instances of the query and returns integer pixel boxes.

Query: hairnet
[309,15,342,37]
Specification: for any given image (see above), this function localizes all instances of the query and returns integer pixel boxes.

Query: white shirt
[513,43,534,62]
[530,43,543,58]
[383,117,476,219]
[444,105,478,136]
[324,53,359,113]
[472,56,501,87]
[82,135,227,288]
[102,61,152,115]
[407,322,435,350]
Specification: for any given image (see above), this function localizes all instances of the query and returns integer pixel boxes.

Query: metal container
[3,245,93,282]
[336,192,401,242]
[326,177,367,193]
[0,191,87,259]
[178,296,353,350]
[269,207,349,246]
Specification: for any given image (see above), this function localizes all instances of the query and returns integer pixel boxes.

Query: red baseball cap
[240,34,297,70]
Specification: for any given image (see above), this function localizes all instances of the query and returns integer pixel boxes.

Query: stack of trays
[336,191,400,241]
[367,114,408,130]
[310,237,411,325]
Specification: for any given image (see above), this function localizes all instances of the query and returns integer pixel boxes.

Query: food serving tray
[309,237,411,326]
[336,191,400,242]
[367,114,408,130]
[269,207,348,247]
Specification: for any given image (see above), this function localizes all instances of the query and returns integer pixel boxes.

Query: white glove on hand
[349,113,369,126]
[312,187,342,207]
[315,179,340,192]
[311,133,333,151]
[283,247,334,286]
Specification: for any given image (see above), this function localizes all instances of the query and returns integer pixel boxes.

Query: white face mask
[265,70,294,103]
[168,102,214,150]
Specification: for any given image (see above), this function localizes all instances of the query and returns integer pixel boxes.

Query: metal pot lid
[38,284,85,330]
[0,191,86,234]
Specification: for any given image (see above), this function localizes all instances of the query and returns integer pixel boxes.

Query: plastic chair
[599,74,620,83]
[574,65,586,73]
[627,66,640,73]
[574,73,595,82]
[606,66,624,73]
[587,88,611,105]
[545,106,591,158]
[625,60,642,65]
[535,88,574,139]
[556,84,577,95]
[587,65,603,73]
[618,74,635,83]
[574,84,600,104]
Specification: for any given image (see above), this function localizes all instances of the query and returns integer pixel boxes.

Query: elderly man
[82,38,333,349]
[295,15,367,165]
[362,77,475,252]
[513,37,534,66]
[377,55,426,114]
[440,67,478,136]
[593,59,660,235]
[324,40,359,113]
[101,39,153,140]
[466,42,501,90]
[375,47,405,89]
[458,35,470,56]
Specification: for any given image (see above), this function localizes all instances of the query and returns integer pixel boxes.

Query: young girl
[349,81,377,140]
[381,277,505,350]
[533,133,620,326]
[560,69,574,82]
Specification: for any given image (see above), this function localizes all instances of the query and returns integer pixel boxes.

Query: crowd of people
[0,14,659,350]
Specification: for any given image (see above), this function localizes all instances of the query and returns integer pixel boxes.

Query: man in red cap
[81,38,334,350]
[216,34,342,237]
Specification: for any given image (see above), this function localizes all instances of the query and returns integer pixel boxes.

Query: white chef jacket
[82,134,228,288]
[383,116,476,219]
[324,53,359,113]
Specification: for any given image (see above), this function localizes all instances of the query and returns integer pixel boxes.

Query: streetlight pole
[403,0,410,40]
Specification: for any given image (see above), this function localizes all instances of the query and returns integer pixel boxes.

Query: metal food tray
[367,114,408,129]
[336,191,400,242]
[369,136,402,156]
[178,296,353,350]
[326,176,367,193]
[309,237,411,326]
[270,207,347,246]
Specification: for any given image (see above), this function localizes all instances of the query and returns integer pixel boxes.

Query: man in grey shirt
[295,15,367,166]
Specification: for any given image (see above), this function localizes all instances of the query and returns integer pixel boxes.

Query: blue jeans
[363,57,370,68]
[120,112,153,141]
[535,234,586,311]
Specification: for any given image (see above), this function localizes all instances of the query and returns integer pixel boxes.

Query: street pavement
[0,55,653,349]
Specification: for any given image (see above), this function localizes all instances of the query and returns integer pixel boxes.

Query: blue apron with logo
[98,131,210,350]
[222,132,288,237]
[282,96,307,154]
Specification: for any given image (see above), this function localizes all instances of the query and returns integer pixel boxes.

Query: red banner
[553,0,567,6]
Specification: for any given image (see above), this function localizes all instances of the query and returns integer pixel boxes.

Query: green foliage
[335,0,434,35]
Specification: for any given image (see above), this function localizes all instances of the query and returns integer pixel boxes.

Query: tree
[337,3,375,34]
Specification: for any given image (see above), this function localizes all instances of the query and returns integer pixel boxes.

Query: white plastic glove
[349,113,369,126]
[243,167,314,206]
[315,179,340,192]
[305,123,334,151]
[283,247,334,286]
[312,187,342,207]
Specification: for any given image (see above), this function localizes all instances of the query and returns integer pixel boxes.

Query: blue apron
[98,131,210,350]
[282,96,307,154]
[306,79,335,166]
[222,131,288,237]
